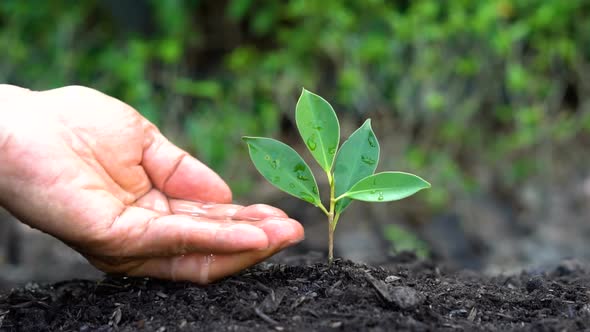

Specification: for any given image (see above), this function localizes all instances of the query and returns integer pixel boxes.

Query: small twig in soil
[301,308,320,318]
[0,310,8,328]
[495,312,514,320]
[467,307,477,321]
[254,281,275,300]
[254,307,281,327]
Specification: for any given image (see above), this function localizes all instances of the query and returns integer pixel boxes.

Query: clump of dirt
[1,254,589,331]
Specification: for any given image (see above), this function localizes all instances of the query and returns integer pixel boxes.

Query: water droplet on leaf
[297,174,309,181]
[377,191,384,201]
[264,155,271,161]
[361,155,376,165]
[270,159,280,169]
[289,183,296,189]
[293,163,309,181]
[307,135,317,151]
[328,147,337,155]
[272,176,280,183]
[368,134,377,147]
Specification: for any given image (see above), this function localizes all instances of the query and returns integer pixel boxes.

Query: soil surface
[1,253,589,332]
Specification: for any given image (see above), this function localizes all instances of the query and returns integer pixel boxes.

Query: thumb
[141,125,232,203]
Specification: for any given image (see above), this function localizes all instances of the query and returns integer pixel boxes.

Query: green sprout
[243,89,431,263]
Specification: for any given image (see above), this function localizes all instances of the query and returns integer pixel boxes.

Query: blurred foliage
[1,0,589,202]
[384,224,429,259]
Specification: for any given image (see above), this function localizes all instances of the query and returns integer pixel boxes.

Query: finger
[169,199,288,220]
[127,251,274,284]
[102,207,270,256]
[134,188,171,214]
[141,128,232,203]
[233,204,288,220]
[125,217,304,284]
[170,200,244,219]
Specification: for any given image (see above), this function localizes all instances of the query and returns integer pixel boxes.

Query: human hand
[0,85,304,284]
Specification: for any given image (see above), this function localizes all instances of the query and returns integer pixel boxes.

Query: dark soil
[1,253,589,332]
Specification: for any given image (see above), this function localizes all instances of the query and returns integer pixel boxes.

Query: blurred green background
[2,0,590,272]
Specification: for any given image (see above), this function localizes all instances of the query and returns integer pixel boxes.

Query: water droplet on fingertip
[199,254,215,284]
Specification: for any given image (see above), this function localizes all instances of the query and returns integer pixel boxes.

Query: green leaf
[333,119,380,213]
[243,137,321,206]
[341,172,430,202]
[295,88,340,173]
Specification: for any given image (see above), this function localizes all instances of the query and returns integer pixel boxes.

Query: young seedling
[243,89,430,263]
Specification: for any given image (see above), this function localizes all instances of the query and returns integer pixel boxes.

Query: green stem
[327,172,336,264]
[317,203,329,216]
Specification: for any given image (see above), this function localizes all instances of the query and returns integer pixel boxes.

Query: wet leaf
[333,119,380,213]
[243,137,321,205]
[295,88,340,173]
[341,172,430,202]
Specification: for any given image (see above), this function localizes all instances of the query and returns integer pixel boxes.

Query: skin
[0,85,304,284]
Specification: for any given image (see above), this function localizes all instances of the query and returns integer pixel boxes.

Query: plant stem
[328,213,334,264]
[317,203,329,216]
[327,172,336,264]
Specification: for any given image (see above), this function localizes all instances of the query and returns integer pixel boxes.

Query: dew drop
[328,147,337,155]
[270,159,280,169]
[307,135,317,151]
[312,186,318,194]
[361,155,376,165]
[368,134,377,147]
[264,155,271,161]
[313,125,323,131]
[289,182,296,189]
[370,190,377,194]
[272,176,281,183]
[293,163,309,181]
[296,173,309,181]
[377,191,384,201]
[293,163,305,172]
